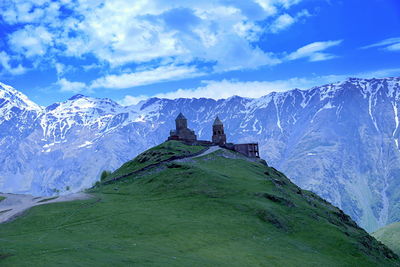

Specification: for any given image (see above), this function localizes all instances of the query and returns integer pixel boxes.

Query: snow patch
[393,102,399,137]
[133,116,146,122]
[368,94,379,132]
[273,97,283,133]
[311,102,335,123]
[78,141,93,148]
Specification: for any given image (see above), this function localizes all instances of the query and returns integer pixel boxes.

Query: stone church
[168,113,259,158]
[168,113,197,142]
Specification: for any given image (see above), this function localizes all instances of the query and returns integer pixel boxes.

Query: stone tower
[168,113,197,142]
[212,116,226,146]
[175,112,188,132]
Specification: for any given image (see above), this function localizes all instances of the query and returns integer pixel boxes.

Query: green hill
[0,140,398,266]
[373,222,400,256]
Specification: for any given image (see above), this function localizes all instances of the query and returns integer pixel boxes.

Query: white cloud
[1,0,307,77]
[8,25,53,57]
[54,62,76,77]
[355,67,400,78]
[1,0,62,25]
[362,37,400,52]
[269,9,310,33]
[2,1,44,24]
[120,76,343,105]
[90,65,202,89]
[286,40,343,62]
[296,9,311,18]
[254,0,278,15]
[270,13,295,33]
[233,21,263,42]
[279,0,302,9]
[0,51,26,75]
[118,78,315,105]
[118,67,400,105]
[58,78,86,93]
[55,63,65,76]
[119,95,150,106]
[255,0,301,14]
[387,43,400,51]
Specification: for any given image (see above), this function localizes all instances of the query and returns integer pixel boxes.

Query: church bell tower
[212,116,226,146]
[175,112,188,133]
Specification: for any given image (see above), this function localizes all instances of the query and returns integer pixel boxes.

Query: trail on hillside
[0,193,91,224]
[188,146,221,158]
[0,145,248,225]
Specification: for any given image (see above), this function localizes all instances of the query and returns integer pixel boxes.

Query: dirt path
[104,146,220,184]
[173,146,221,163]
[0,192,91,224]
[184,146,221,159]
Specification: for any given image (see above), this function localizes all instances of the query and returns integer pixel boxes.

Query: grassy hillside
[0,141,398,266]
[103,140,206,182]
[373,222,400,256]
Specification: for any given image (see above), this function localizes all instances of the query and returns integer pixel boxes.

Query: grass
[0,196,5,202]
[373,222,400,256]
[104,140,206,182]
[0,142,398,266]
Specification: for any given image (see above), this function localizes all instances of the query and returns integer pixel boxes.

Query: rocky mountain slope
[0,141,398,266]
[0,77,400,232]
[373,222,400,256]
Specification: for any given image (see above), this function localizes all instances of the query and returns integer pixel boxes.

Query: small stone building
[168,113,197,142]
[167,113,260,158]
[233,143,259,158]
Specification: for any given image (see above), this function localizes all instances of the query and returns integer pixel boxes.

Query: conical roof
[213,116,223,126]
[176,112,186,120]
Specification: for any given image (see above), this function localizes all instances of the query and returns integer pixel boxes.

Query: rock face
[0,77,400,232]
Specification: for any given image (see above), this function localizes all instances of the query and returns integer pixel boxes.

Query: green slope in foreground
[0,141,398,266]
[373,222,400,256]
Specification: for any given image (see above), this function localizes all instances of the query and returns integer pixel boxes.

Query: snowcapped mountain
[0,77,400,232]
[40,94,126,142]
[0,82,42,113]
[0,82,42,134]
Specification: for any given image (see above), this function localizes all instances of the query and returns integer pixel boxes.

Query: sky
[0,0,399,106]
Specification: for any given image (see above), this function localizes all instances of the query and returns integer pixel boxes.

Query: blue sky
[0,0,399,106]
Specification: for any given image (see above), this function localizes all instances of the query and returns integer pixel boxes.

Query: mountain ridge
[1,77,400,232]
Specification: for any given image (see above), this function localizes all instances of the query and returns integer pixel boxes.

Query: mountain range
[0,77,399,232]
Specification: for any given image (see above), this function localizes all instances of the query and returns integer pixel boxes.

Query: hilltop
[1,77,400,231]
[0,141,398,266]
[373,222,400,256]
